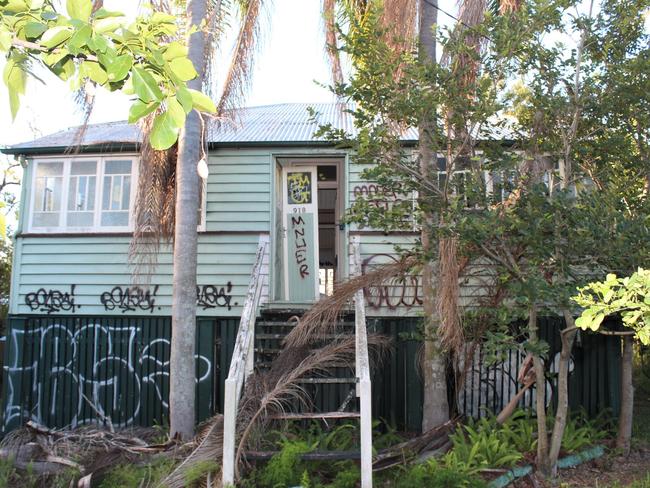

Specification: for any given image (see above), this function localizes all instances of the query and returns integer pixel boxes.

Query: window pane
[36,162,63,177]
[35,176,62,212]
[87,176,96,210]
[71,160,97,175]
[105,160,131,174]
[33,212,60,227]
[101,211,128,227]
[67,212,94,227]
[102,176,111,210]
[111,175,122,210]
[67,177,78,210]
[122,176,131,210]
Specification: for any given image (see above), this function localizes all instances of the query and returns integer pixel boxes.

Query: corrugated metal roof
[4,103,419,154]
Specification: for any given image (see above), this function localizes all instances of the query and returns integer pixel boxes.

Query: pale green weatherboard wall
[11,147,488,318]
[11,149,272,317]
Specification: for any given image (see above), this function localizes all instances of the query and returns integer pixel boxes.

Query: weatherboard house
[1,103,620,435]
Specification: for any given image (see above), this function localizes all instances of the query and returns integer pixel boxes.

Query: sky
[0,0,631,148]
[0,0,342,147]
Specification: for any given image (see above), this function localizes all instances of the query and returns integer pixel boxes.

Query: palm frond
[158,415,224,488]
[216,0,269,115]
[322,0,344,86]
[283,255,419,350]
[129,113,178,283]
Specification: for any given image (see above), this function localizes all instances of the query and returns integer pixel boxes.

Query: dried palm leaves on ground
[0,421,183,486]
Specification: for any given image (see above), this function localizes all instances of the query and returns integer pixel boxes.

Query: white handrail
[222,235,268,486]
[350,236,373,488]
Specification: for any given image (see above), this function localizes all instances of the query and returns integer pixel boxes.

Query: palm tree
[129,0,269,440]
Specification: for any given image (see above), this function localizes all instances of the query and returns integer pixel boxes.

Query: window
[29,156,137,232]
[101,160,132,227]
[33,161,64,227]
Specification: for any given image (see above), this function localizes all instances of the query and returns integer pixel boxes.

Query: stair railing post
[222,236,268,486]
[349,235,373,488]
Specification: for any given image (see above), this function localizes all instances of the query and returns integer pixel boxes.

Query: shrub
[394,459,488,488]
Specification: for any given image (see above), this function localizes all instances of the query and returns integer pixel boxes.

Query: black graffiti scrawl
[100,285,160,313]
[25,285,80,314]
[196,283,236,310]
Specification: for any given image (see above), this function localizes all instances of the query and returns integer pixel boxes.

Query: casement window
[29,157,138,232]
[29,156,207,233]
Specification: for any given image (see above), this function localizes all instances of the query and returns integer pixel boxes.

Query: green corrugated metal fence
[1,314,622,435]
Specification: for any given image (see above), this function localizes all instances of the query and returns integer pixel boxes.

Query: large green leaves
[40,26,73,48]
[168,57,197,82]
[132,67,163,103]
[66,0,92,22]
[3,56,26,119]
[106,54,133,82]
[187,89,216,113]
[128,100,159,123]
[150,111,179,150]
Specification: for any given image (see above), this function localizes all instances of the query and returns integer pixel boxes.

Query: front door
[282,165,320,302]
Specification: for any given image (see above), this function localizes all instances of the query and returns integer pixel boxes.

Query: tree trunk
[169,0,209,440]
[529,305,551,477]
[617,335,634,455]
[419,0,450,431]
[548,311,578,474]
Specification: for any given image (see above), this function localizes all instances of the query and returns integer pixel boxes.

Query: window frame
[28,154,140,233]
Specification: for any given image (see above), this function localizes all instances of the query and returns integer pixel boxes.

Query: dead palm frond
[158,415,224,488]
[129,112,178,284]
[130,0,269,278]
[283,254,419,350]
[436,236,464,354]
[215,0,270,115]
[234,334,391,478]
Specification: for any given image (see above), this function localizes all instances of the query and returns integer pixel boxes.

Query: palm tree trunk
[169,0,209,440]
[419,0,450,431]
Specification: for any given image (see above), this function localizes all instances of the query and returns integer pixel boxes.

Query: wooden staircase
[222,236,373,487]
[255,310,361,419]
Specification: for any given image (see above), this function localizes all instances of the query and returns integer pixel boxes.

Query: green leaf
[176,87,192,114]
[0,29,12,51]
[575,314,592,330]
[3,57,27,120]
[169,57,197,82]
[162,41,188,61]
[187,88,216,113]
[40,26,73,48]
[93,17,125,34]
[81,60,108,85]
[87,33,108,53]
[131,67,162,103]
[67,24,92,54]
[67,0,92,22]
[166,96,186,128]
[150,111,179,150]
[0,213,6,241]
[128,100,159,123]
[3,0,29,13]
[28,0,45,8]
[23,22,48,39]
[106,54,133,82]
[93,8,125,20]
